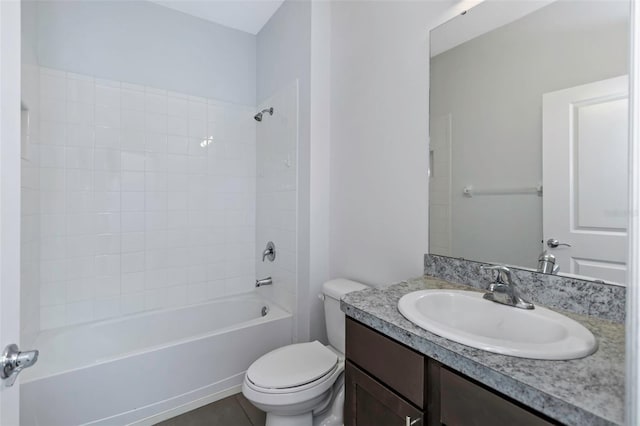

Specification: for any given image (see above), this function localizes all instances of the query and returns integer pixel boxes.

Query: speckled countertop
[341,276,625,426]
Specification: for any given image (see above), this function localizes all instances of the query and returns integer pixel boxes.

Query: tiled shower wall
[35,67,256,330]
[21,64,41,335]
[255,82,298,314]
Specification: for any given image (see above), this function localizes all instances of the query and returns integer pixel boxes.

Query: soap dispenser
[537,251,559,274]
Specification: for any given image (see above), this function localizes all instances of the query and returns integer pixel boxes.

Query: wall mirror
[428,0,630,285]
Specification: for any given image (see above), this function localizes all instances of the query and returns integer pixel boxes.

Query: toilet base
[266,412,312,426]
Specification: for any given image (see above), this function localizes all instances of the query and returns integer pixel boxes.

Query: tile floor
[156,393,266,426]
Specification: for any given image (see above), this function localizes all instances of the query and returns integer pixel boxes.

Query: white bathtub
[20,293,292,426]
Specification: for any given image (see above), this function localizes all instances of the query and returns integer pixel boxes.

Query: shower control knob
[1,343,39,387]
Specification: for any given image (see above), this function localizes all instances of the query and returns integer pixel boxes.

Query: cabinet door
[345,361,423,426]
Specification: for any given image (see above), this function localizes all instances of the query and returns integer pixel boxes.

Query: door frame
[627,1,640,424]
[0,0,22,424]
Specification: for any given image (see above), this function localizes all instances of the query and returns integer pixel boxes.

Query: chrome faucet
[262,241,276,262]
[480,265,534,310]
[255,277,273,287]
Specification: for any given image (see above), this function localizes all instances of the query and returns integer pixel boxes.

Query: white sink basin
[397,289,597,360]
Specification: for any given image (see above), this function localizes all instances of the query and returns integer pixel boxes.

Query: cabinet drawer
[440,368,556,426]
[346,318,425,408]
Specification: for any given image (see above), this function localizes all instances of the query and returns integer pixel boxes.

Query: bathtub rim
[22,293,291,383]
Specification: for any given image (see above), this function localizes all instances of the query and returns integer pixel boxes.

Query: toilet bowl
[242,279,368,426]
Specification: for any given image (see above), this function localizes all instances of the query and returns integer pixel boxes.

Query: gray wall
[36,0,256,105]
[430,1,629,268]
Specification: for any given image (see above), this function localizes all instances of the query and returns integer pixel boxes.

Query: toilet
[242,279,368,426]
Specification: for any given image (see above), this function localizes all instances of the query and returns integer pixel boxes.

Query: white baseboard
[128,384,243,426]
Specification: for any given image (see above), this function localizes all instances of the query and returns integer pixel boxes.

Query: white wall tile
[95,85,120,108]
[122,232,144,253]
[65,147,94,169]
[35,68,259,330]
[121,272,145,294]
[120,292,146,314]
[95,105,121,128]
[67,102,94,125]
[66,170,93,191]
[168,97,188,117]
[145,93,167,115]
[122,171,145,191]
[94,296,120,320]
[122,212,145,232]
[66,279,94,303]
[66,300,93,325]
[40,121,67,146]
[122,191,145,212]
[146,113,167,134]
[66,124,94,147]
[39,146,66,168]
[121,151,145,171]
[94,171,121,192]
[122,252,145,273]
[40,305,66,330]
[95,127,120,149]
[67,78,94,104]
[95,148,121,171]
[67,235,96,257]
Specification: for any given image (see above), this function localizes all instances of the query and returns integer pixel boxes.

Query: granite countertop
[341,276,625,426]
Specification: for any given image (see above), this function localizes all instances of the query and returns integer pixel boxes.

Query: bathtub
[20,293,292,426]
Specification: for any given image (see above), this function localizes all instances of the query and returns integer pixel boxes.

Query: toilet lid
[246,341,338,389]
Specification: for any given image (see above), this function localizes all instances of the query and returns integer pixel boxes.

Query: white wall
[308,0,332,344]
[256,0,312,342]
[328,1,463,287]
[430,1,629,268]
[36,1,256,105]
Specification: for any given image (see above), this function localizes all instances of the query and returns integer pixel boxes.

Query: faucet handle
[480,264,513,285]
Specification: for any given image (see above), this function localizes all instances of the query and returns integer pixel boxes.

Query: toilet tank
[322,279,368,354]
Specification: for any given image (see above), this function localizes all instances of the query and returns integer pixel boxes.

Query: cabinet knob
[405,416,421,426]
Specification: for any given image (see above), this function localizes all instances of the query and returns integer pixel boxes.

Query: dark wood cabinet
[345,318,558,426]
[345,361,423,426]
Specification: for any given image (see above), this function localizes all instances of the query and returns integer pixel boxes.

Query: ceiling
[148,0,285,35]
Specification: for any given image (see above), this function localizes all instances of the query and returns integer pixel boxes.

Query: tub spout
[255,277,273,287]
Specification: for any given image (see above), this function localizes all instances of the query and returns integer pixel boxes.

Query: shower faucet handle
[1,343,39,387]
[262,241,276,262]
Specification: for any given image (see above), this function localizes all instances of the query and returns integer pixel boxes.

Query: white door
[543,75,629,284]
[429,114,452,256]
[1,0,24,424]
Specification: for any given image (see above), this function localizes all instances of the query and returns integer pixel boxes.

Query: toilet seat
[246,341,339,393]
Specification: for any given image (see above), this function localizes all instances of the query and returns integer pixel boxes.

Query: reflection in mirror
[429,0,629,285]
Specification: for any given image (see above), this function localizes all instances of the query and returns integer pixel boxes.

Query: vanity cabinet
[345,318,558,426]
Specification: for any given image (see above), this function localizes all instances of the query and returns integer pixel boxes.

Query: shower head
[254,107,274,122]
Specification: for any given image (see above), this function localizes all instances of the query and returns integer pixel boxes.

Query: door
[1,0,23,423]
[429,114,453,257]
[543,76,629,284]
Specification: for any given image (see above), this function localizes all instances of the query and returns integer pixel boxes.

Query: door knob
[1,344,38,387]
[547,238,572,249]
